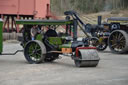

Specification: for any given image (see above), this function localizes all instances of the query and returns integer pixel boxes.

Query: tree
[50,0,128,14]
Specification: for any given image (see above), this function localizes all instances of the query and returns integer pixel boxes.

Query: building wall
[0,0,50,18]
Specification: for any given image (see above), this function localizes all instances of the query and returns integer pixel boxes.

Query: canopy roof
[16,19,73,25]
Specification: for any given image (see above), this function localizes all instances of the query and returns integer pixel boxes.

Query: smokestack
[98,16,102,25]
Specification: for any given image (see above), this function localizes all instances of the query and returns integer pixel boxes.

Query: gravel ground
[0,41,128,85]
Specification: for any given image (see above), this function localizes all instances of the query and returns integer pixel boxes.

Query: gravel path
[0,41,128,85]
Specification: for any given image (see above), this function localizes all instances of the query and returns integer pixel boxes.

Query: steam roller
[14,11,100,67]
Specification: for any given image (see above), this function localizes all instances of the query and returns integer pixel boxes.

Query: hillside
[81,10,128,24]
[51,0,128,15]
[57,10,128,24]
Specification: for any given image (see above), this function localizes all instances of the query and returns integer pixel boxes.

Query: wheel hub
[116,40,120,44]
[32,50,35,53]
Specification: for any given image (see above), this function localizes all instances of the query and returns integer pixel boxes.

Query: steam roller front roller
[24,40,46,64]
[74,47,100,67]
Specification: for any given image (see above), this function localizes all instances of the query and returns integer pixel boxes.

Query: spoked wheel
[91,37,108,51]
[44,53,59,62]
[24,40,46,64]
[97,38,108,51]
[91,37,99,47]
[108,30,128,53]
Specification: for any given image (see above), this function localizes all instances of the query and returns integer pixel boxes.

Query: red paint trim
[75,47,96,57]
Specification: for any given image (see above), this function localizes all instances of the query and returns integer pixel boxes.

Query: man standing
[30,25,39,40]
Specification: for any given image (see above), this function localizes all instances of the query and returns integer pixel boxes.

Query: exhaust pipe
[98,16,102,25]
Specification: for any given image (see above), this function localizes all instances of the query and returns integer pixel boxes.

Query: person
[44,25,58,37]
[30,25,39,40]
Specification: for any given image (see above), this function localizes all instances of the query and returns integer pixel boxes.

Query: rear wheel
[97,39,108,51]
[91,37,99,47]
[108,30,128,53]
[24,40,46,64]
[91,37,107,51]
